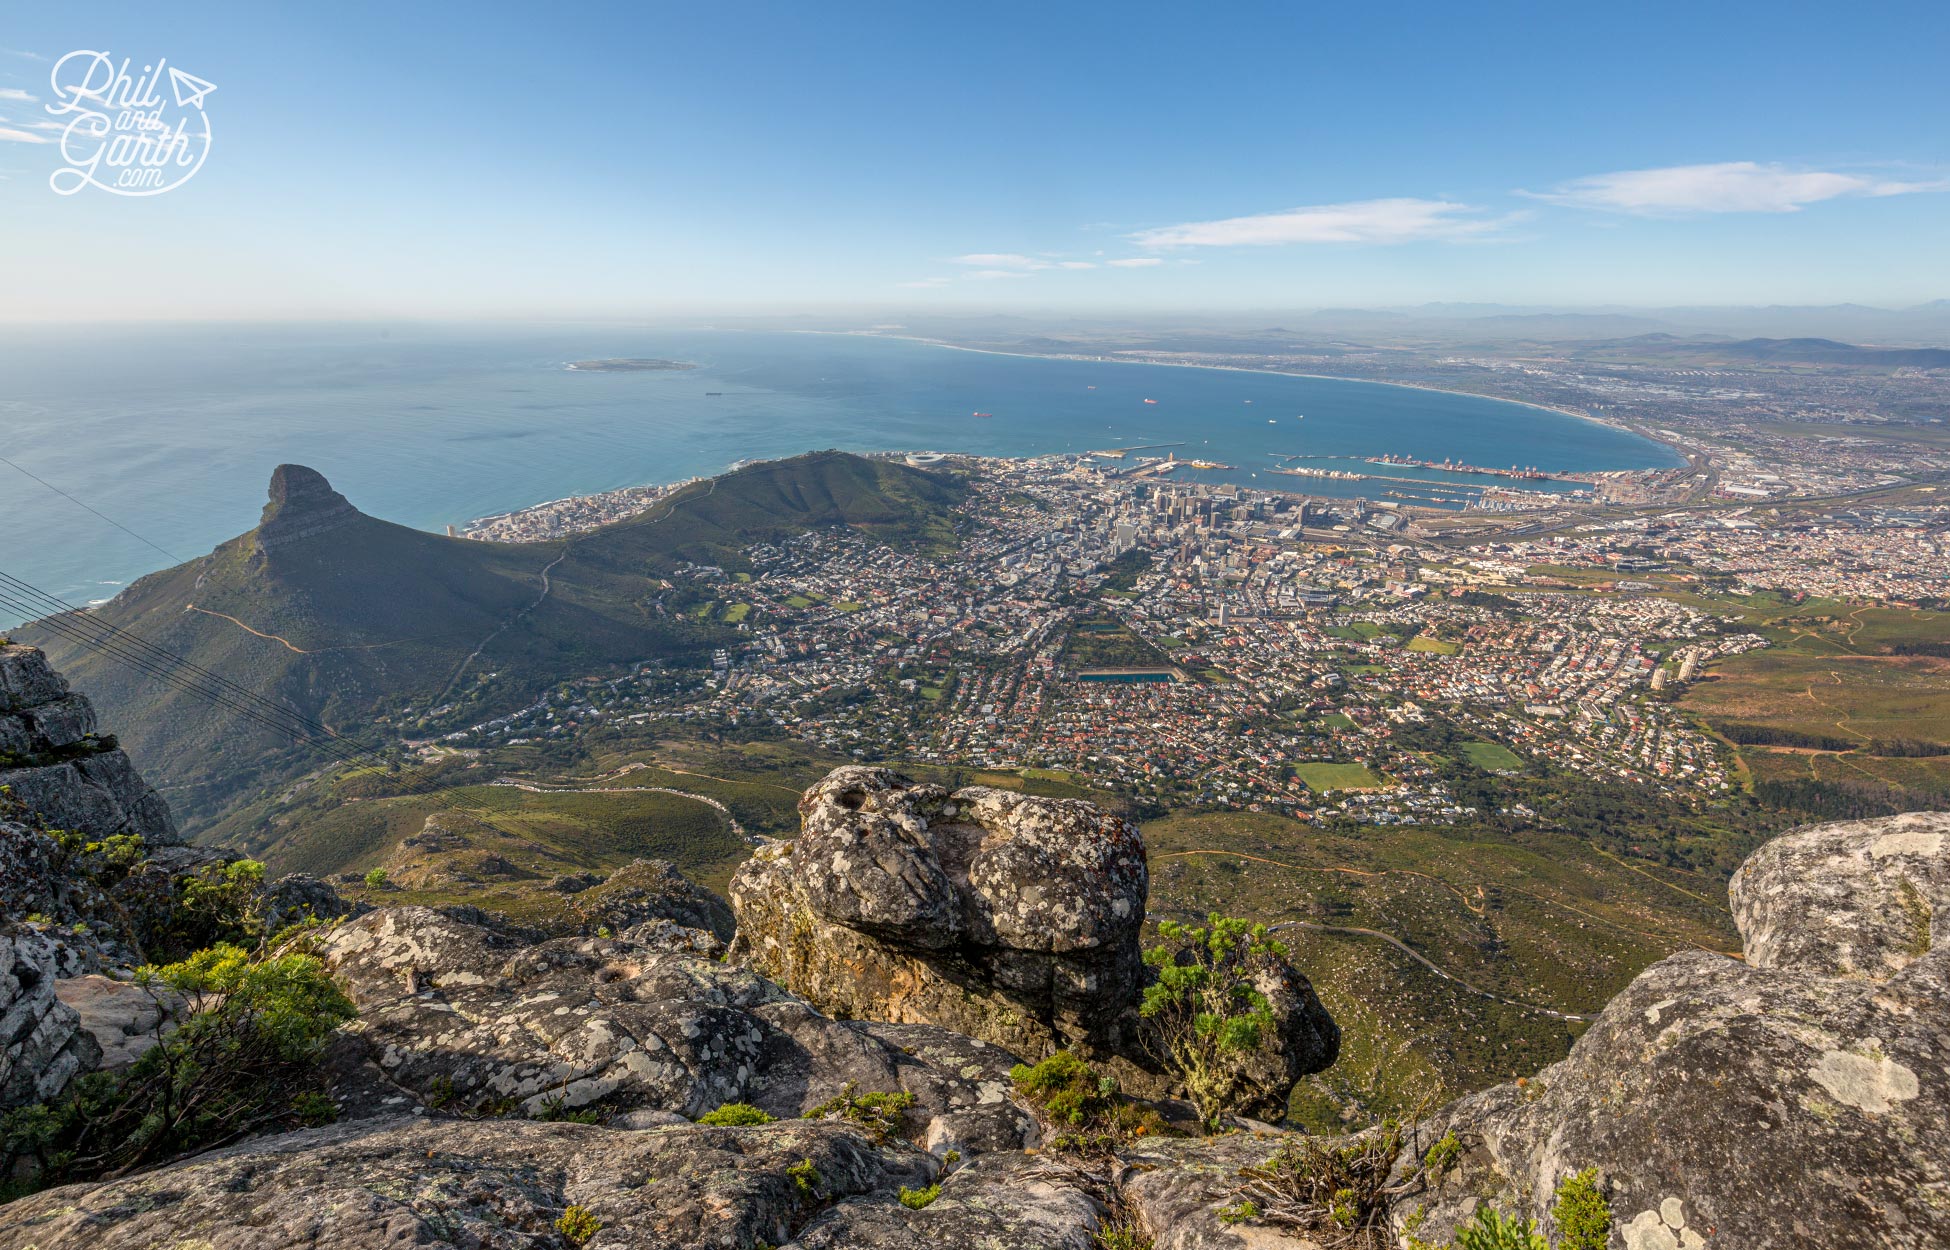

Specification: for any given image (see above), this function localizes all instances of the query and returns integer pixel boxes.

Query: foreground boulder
[731,768,1152,1056]
[731,766,1335,1114]
[1392,811,1950,1250]
[0,1115,935,1250]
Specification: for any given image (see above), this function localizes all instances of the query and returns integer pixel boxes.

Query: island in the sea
[564,358,696,372]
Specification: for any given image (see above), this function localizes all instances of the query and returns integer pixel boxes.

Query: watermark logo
[46,52,216,196]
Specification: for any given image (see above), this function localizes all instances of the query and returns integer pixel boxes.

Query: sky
[0,0,1946,319]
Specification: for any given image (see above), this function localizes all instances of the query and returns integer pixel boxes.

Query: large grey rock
[0,932,101,1110]
[0,1115,934,1250]
[1731,809,1949,980]
[260,872,366,933]
[567,856,736,942]
[0,645,68,713]
[731,766,1335,1116]
[52,974,176,1069]
[318,905,1032,1141]
[731,766,1151,1062]
[1122,1133,1312,1250]
[0,645,177,846]
[1391,811,1950,1250]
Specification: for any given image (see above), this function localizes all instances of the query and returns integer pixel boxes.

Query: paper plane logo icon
[168,66,217,110]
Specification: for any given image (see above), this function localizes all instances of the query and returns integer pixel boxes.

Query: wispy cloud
[0,88,36,102]
[1523,161,1947,215]
[1056,260,1096,270]
[962,269,1037,281]
[3,49,48,62]
[0,125,47,144]
[951,252,1052,271]
[897,277,951,289]
[1131,198,1508,247]
[1106,257,1164,268]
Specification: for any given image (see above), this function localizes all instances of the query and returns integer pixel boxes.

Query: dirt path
[433,550,567,706]
[1268,919,1594,1022]
[1156,848,1488,916]
[486,776,750,839]
[186,604,316,654]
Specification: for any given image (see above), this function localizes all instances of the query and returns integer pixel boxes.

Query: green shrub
[700,1101,773,1126]
[291,1091,338,1126]
[555,1204,602,1246]
[1454,1207,1549,1250]
[1222,1123,1404,1240]
[1094,1222,1154,1250]
[163,859,268,957]
[1422,1130,1462,1176]
[787,1157,822,1197]
[1009,1051,1110,1126]
[1551,1169,1611,1250]
[531,1093,602,1124]
[1218,1200,1260,1225]
[803,1082,916,1144]
[898,1183,941,1209]
[0,943,354,1186]
[1138,914,1288,1128]
[1008,1050,1152,1156]
[363,867,389,888]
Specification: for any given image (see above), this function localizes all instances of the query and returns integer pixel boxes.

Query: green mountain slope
[26,453,965,831]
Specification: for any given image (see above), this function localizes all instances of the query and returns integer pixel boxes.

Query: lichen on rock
[1390,810,1950,1250]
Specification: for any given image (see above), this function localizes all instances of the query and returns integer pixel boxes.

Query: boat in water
[972,411,994,418]
[1143,398,1158,405]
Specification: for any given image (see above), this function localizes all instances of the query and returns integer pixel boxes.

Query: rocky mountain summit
[254,463,364,554]
[2,646,1948,1248]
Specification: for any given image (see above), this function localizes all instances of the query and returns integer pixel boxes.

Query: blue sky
[1,0,1946,318]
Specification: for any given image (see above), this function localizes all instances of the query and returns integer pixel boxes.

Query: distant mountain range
[23,452,964,831]
[841,301,1950,348]
[1557,334,1950,368]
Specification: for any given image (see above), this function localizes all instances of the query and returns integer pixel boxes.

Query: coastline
[457,332,1676,535]
[831,330,1671,455]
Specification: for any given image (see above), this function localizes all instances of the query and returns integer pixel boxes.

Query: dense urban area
[425,368,1947,831]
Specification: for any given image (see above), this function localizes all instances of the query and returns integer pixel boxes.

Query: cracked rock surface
[729,766,1153,1061]
[319,903,1039,1134]
[1392,811,1950,1250]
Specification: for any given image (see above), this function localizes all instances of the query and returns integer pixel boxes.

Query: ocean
[0,323,1682,625]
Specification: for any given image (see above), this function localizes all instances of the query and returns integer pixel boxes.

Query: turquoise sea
[0,324,1682,625]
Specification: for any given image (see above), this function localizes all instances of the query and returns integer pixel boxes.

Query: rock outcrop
[730,766,1336,1115]
[1393,810,1950,1250]
[254,463,361,553]
[0,1115,937,1250]
[566,856,737,942]
[319,904,1036,1146]
[731,767,1152,1060]
[0,644,177,846]
[0,933,101,1110]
